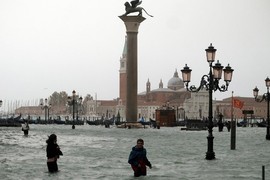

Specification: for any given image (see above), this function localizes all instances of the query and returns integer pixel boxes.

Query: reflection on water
[0,125,269,180]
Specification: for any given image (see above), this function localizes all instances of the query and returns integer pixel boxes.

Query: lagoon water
[0,125,269,180]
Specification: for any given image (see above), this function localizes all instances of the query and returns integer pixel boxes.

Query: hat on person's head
[47,134,57,143]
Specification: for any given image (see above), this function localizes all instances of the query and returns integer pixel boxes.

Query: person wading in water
[128,138,152,177]
[46,134,63,173]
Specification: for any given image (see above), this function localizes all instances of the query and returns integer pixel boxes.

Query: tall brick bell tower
[119,36,127,105]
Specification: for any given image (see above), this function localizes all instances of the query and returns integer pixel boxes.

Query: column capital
[119,15,146,33]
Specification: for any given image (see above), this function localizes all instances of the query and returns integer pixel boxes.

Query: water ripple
[0,125,268,179]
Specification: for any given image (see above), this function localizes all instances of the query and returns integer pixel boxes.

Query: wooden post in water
[262,165,265,180]
[230,120,236,150]
[231,91,236,150]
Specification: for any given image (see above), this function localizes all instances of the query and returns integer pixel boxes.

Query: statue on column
[131,0,142,8]
[122,0,153,17]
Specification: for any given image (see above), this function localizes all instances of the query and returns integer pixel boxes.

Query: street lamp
[253,77,270,140]
[179,108,185,120]
[67,90,83,128]
[40,98,51,124]
[181,43,234,160]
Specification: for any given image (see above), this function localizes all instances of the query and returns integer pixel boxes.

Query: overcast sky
[1,0,270,106]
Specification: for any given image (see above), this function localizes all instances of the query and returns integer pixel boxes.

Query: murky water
[0,125,269,180]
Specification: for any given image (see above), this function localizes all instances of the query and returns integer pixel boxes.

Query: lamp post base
[206,151,215,160]
[206,135,215,160]
[266,126,270,140]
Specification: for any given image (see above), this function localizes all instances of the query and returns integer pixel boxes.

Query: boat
[0,114,22,127]
[237,120,247,127]
[257,121,267,127]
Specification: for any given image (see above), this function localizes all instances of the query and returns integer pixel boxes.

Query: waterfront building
[183,88,216,120]
[13,38,268,123]
[217,97,267,121]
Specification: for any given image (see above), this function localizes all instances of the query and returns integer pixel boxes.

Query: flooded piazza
[0,125,269,180]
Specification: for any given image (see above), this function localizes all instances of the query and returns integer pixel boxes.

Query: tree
[81,94,93,115]
[49,91,68,106]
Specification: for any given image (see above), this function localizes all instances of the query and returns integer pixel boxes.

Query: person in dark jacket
[21,121,29,135]
[46,134,63,173]
[128,138,152,177]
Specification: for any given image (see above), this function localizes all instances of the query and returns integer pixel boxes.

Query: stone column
[119,15,145,122]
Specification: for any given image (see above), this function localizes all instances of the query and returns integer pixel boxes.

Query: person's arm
[128,150,138,166]
[56,144,63,155]
[145,157,152,168]
[144,150,152,168]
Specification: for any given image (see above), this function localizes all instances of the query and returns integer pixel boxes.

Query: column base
[117,122,144,129]
[206,135,215,160]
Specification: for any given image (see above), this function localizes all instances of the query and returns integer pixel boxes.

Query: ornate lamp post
[181,44,234,160]
[40,98,51,124]
[253,77,270,140]
[67,90,83,128]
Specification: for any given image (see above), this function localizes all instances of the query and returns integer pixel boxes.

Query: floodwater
[0,125,269,180]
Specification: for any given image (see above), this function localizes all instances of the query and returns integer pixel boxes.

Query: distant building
[14,37,269,122]
[183,88,216,120]
[216,97,268,120]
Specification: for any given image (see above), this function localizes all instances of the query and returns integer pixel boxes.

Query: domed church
[137,69,190,105]
[167,70,184,90]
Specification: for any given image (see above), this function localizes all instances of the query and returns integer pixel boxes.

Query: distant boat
[53,119,66,124]
[65,119,84,125]
[257,121,267,127]
[237,120,247,127]
[0,114,22,127]
[86,117,114,126]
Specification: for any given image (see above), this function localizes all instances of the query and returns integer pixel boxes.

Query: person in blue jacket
[128,138,152,177]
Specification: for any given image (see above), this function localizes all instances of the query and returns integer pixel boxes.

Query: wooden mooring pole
[231,92,236,150]
[262,165,265,180]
